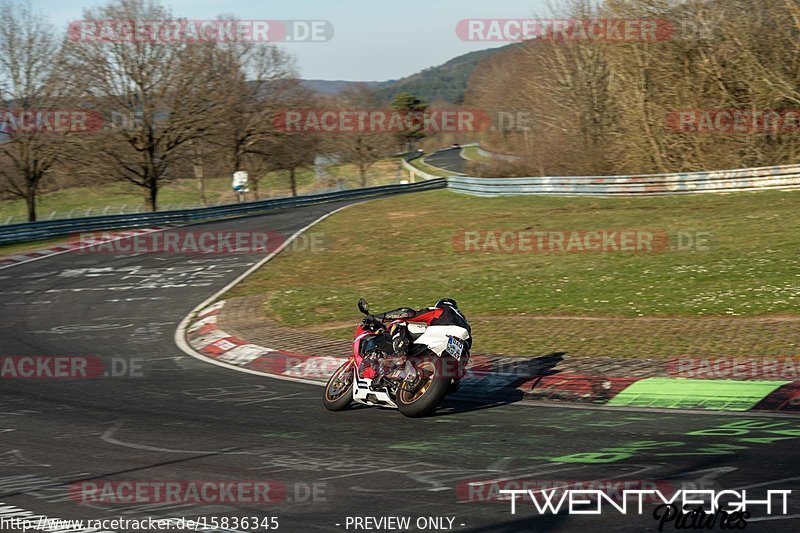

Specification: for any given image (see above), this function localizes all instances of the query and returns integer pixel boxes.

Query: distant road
[424,147,468,175]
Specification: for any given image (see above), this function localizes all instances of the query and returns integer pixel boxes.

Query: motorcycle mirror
[357,298,370,315]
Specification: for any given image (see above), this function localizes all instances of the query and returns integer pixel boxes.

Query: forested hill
[302,43,521,104]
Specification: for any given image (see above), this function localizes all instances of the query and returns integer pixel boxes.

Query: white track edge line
[174,202,364,387]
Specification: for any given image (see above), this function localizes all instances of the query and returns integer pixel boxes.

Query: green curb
[608,378,791,411]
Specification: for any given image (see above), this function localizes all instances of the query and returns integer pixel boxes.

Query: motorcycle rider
[371,298,471,358]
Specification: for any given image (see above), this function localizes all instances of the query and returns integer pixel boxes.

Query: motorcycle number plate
[445,336,464,359]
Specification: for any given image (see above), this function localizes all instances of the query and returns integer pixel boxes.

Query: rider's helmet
[435,298,458,309]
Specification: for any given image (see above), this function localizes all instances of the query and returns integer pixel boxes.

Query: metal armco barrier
[5,160,800,245]
[476,146,522,163]
[448,163,800,197]
[0,179,446,245]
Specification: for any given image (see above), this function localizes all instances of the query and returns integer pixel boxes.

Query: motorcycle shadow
[434,390,527,416]
[431,353,566,416]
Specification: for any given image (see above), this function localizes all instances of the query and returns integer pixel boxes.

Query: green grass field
[229,189,800,357]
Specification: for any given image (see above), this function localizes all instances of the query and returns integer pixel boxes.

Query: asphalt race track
[424,149,468,175]
[1,200,799,533]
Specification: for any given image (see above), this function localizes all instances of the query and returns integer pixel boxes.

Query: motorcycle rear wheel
[396,356,449,418]
[323,360,354,411]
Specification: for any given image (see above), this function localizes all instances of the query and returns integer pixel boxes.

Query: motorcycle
[323,299,471,418]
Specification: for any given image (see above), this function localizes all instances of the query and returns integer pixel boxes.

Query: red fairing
[352,325,370,364]
[352,325,377,378]
[407,308,443,325]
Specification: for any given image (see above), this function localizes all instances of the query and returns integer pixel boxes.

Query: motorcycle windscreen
[361,333,393,355]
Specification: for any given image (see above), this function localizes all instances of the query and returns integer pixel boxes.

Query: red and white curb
[184,299,562,396]
[186,301,344,383]
[182,299,800,411]
[0,226,171,270]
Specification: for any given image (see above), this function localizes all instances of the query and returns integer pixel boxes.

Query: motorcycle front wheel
[323,360,354,411]
[396,356,450,418]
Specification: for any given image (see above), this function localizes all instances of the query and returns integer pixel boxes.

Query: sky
[30,0,549,81]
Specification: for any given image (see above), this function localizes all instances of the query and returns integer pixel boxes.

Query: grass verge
[229,189,800,358]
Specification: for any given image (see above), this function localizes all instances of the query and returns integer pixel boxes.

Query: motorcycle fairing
[352,369,398,408]
[413,325,470,356]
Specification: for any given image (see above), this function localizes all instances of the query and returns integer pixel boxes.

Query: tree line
[0,0,426,221]
[467,0,800,177]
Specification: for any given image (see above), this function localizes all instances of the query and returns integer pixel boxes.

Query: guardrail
[475,146,522,163]
[448,163,800,196]
[5,160,800,245]
[0,179,446,245]
[401,158,448,181]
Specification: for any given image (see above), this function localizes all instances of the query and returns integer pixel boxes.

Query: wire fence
[2,202,208,225]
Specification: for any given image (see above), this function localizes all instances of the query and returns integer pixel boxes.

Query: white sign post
[232,171,249,203]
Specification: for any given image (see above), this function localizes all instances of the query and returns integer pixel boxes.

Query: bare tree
[0,1,64,221]
[189,139,209,206]
[243,81,321,197]
[326,85,398,187]
[61,0,228,212]
[254,131,320,196]
[210,32,301,177]
[467,0,800,176]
